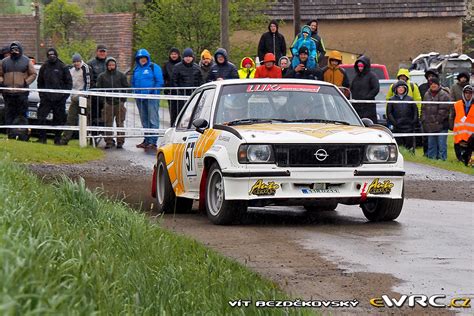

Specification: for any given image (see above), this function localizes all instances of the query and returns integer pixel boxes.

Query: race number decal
[185,135,199,176]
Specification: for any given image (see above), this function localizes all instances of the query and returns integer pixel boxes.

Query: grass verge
[0,159,313,315]
[0,134,104,164]
[400,136,473,175]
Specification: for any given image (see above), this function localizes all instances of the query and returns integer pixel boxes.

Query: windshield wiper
[226,118,291,126]
[288,118,351,125]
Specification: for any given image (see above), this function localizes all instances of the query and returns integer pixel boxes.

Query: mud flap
[151,164,157,198]
[198,167,208,212]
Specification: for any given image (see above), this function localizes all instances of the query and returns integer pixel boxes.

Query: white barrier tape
[349,99,455,105]
[87,135,162,139]
[0,87,189,100]
[393,132,453,137]
[0,125,167,134]
[90,87,198,91]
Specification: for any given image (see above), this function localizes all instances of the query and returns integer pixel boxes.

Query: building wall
[233,17,463,77]
[0,14,133,71]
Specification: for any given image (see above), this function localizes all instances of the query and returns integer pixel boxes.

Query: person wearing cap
[450,85,474,165]
[88,44,108,130]
[284,46,322,80]
[207,48,238,82]
[350,55,380,123]
[96,57,129,149]
[238,57,256,79]
[321,50,349,88]
[450,72,470,102]
[60,53,92,145]
[0,41,37,136]
[171,48,203,126]
[386,80,418,151]
[37,48,72,144]
[199,49,214,82]
[254,53,282,79]
[421,77,451,160]
[385,68,422,112]
[278,56,290,77]
[163,47,181,126]
[291,25,317,69]
[131,48,164,150]
[257,20,287,65]
[418,68,439,100]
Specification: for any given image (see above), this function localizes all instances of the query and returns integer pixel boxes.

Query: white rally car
[151,79,405,225]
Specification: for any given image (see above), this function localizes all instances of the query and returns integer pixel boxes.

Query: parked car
[340,64,390,82]
[151,79,405,225]
[375,79,397,126]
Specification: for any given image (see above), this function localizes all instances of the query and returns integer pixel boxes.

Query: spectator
[96,57,129,149]
[37,48,72,144]
[238,57,256,79]
[321,50,349,88]
[284,46,322,80]
[386,80,418,151]
[278,56,290,77]
[254,53,282,79]
[171,48,203,126]
[87,44,107,127]
[450,72,470,102]
[291,25,317,69]
[350,55,380,123]
[207,48,238,82]
[257,20,287,64]
[418,68,439,99]
[131,48,164,150]
[60,53,92,145]
[199,49,214,82]
[0,46,10,60]
[307,19,326,65]
[386,68,422,112]
[163,47,181,127]
[421,77,451,160]
[0,42,36,138]
[450,85,473,165]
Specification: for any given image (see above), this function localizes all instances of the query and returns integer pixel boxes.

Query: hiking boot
[104,143,114,149]
[116,143,124,149]
[59,139,69,146]
[145,144,157,152]
[136,141,147,148]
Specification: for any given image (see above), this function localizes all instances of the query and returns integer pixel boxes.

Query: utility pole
[32,1,41,63]
[220,0,230,51]
[293,0,301,36]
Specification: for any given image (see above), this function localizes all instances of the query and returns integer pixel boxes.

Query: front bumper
[222,167,404,200]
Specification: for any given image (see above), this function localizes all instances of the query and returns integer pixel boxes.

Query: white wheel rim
[157,162,166,205]
[207,169,224,216]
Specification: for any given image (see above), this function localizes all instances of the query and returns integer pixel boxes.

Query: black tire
[205,162,247,225]
[361,186,404,222]
[156,154,193,213]
[304,201,338,212]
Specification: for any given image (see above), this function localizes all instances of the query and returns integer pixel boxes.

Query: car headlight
[364,144,397,163]
[238,144,275,164]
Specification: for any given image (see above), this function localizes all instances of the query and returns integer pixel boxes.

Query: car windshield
[214,83,362,126]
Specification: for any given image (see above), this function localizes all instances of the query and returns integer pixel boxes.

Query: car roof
[198,78,337,89]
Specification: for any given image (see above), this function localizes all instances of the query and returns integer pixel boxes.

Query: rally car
[151,79,405,225]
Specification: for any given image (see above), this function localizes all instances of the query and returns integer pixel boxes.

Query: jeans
[427,130,447,160]
[102,101,126,145]
[136,98,160,145]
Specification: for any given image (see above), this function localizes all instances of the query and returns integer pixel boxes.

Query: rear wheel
[156,155,193,213]
[206,162,246,225]
[361,187,404,221]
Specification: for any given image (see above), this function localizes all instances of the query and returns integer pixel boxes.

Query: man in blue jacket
[131,48,164,151]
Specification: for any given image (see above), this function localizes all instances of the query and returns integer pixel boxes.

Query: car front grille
[274,144,365,167]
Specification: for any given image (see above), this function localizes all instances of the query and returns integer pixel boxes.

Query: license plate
[27,111,53,120]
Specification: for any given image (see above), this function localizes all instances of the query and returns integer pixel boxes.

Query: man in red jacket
[254,53,282,79]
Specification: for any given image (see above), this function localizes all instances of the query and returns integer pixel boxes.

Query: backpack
[8,116,30,141]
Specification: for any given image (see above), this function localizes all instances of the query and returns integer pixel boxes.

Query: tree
[44,0,86,46]
[95,0,140,13]
[135,0,267,65]
[463,1,473,58]
[0,0,17,14]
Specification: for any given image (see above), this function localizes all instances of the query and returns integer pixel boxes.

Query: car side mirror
[192,118,208,134]
[361,118,374,127]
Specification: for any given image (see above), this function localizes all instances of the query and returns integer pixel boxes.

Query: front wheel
[205,162,247,225]
[360,187,404,221]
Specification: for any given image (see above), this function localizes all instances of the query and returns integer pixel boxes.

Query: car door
[172,92,202,196]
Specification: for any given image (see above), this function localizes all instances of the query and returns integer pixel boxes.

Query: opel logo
[314,149,329,161]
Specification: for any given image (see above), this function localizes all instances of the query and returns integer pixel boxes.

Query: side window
[176,93,201,130]
[190,89,215,125]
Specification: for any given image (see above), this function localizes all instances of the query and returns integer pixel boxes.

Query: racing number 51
[185,141,197,176]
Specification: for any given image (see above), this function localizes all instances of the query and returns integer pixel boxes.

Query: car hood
[231,123,394,144]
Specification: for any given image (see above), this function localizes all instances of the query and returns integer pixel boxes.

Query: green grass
[0,159,313,315]
[400,136,473,175]
[0,134,104,164]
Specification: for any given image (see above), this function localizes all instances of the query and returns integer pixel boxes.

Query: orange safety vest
[453,99,474,144]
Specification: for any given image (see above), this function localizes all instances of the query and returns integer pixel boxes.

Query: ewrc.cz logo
[370,295,471,308]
